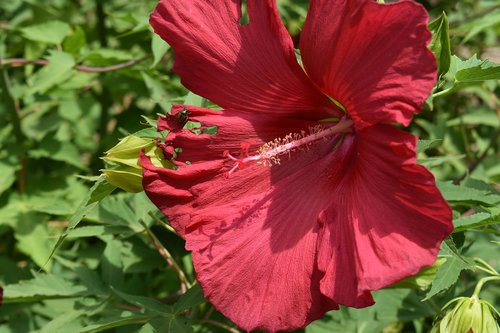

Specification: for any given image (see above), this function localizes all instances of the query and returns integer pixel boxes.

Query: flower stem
[432,87,454,98]
[472,276,500,298]
[0,60,23,143]
[199,319,241,333]
[0,59,27,194]
[139,220,191,292]
[473,257,499,276]
[0,56,149,72]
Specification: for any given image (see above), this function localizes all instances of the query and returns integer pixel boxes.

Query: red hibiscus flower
[143,0,453,332]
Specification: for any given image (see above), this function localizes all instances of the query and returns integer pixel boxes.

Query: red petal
[150,0,339,119]
[143,108,337,236]
[142,111,344,331]
[142,112,452,330]
[316,125,452,306]
[300,0,436,128]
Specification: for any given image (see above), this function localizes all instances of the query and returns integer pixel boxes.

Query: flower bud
[101,135,171,192]
[432,296,500,333]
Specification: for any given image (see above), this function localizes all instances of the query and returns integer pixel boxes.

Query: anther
[223,117,353,177]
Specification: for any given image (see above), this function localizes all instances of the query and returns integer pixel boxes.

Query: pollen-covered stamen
[224,117,353,177]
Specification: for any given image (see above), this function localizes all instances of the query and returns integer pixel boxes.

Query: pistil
[224,117,353,177]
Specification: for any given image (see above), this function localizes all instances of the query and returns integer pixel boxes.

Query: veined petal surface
[142,109,345,331]
[300,0,436,128]
[150,0,340,119]
[142,109,452,332]
[315,125,452,307]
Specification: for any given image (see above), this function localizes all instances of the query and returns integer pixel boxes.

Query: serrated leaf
[423,257,469,300]
[455,60,500,82]
[47,177,116,263]
[442,237,474,267]
[2,272,87,303]
[26,51,75,95]
[454,212,498,231]
[437,181,500,205]
[20,21,71,44]
[112,289,172,315]
[78,311,153,333]
[307,289,432,333]
[450,55,500,83]
[173,284,205,314]
[428,13,451,75]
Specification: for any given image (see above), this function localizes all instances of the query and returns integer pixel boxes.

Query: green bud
[102,167,143,193]
[101,135,172,192]
[433,296,500,333]
[102,136,156,169]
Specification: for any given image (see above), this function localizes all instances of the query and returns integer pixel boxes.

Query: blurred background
[0,0,499,332]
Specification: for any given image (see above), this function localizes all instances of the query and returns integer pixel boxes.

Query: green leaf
[418,155,465,168]
[29,135,87,170]
[151,34,170,68]
[20,21,71,44]
[0,157,19,196]
[423,257,469,300]
[26,51,75,95]
[78,311,154,333]
[417,139,443,154]
[449,55,500,83]
[112,289,172,315]
[47,177,116,264]
[82,49,132,66]
[173,284,205,314]
[3,272,87,303]
[141,72,172,112]
[307,289,433,333]
[39,310,87,333]
[455,58,500,82]
[423,238,475,300]
[428,13,451,75]
[101,238,125,288]
[457,9,500,43]
[139,316,192,333]
[63,26,86,57]
[446,107,499,127]
[437,181,500,205]
[454,212,498,232]
[14,212,55,271]
[435,55,500,97]
[183,92,206,107]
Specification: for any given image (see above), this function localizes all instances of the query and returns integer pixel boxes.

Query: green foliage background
[0,0,499,332]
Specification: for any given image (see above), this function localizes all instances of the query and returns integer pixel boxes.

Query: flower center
[223,117,353,177]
